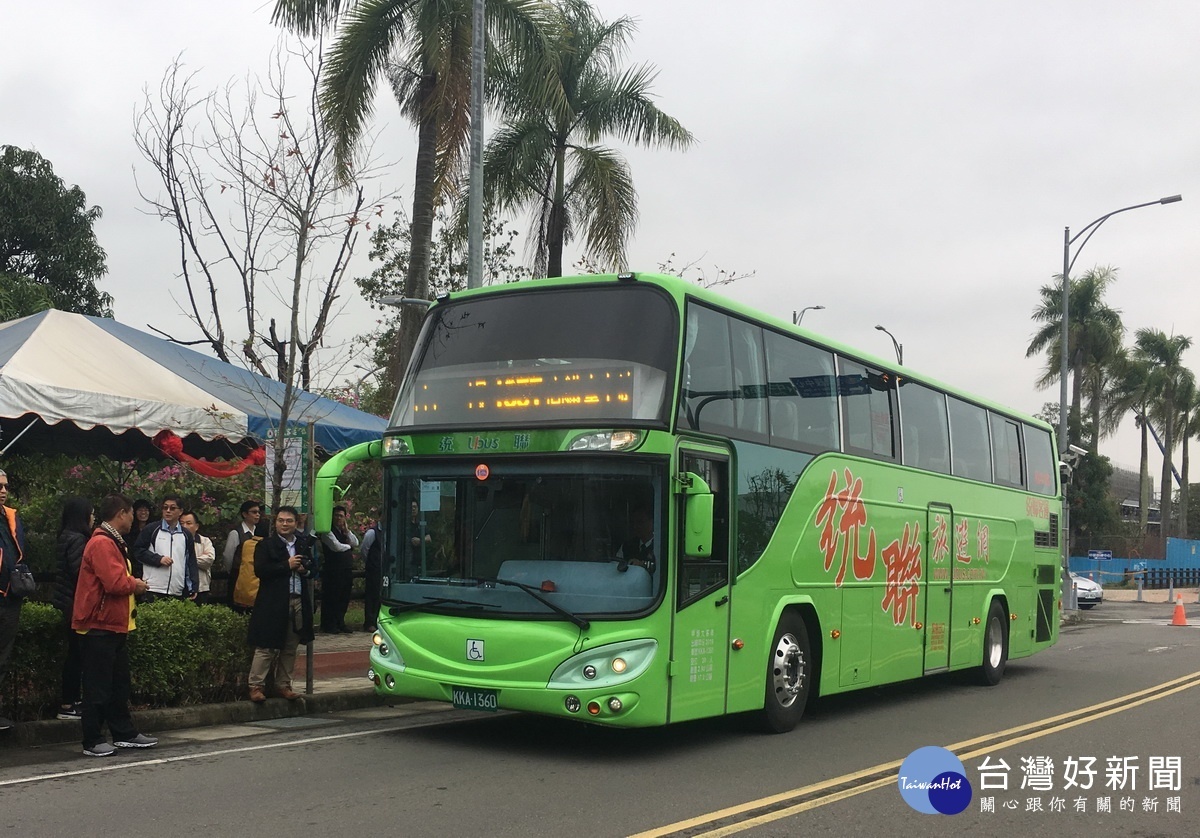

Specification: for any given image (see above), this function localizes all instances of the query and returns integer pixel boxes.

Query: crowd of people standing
[0,472,376,757]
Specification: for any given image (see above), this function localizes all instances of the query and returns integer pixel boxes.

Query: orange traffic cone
[1170,595,1188,627]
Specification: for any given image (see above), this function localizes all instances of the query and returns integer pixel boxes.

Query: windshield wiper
[389,596,501,615]
[490,577,590,630]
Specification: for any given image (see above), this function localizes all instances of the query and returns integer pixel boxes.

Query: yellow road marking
[631,669,1200,837]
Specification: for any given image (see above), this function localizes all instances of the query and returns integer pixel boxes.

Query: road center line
[631,669,1200,838]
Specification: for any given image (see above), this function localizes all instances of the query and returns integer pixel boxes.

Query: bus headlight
[566,430,643,451]
[383,436,409,455]
[370,629,405,671]
[547,639,657,689]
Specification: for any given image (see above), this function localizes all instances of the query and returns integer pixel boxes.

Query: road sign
[1087,549,1113,560]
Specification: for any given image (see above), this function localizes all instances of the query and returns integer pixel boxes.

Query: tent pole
[0,417,40,457]
[305,421,316,696]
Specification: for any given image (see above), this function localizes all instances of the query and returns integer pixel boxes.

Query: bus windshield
[383,457,666,618]
[391,284,679,429]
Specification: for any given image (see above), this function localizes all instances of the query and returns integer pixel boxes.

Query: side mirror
[682,472,713,558]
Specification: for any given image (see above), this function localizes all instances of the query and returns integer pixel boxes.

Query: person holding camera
[246,506,314,703]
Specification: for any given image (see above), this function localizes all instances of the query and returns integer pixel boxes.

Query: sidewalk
[2,629,387,750]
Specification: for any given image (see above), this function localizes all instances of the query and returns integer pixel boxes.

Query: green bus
[319,272,1062,731]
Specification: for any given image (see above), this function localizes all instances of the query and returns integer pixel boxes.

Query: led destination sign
[409,367,636,421]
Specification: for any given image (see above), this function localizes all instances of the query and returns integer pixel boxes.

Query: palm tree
[481,0,694,277]
[1102,351,1156,533]
[271,0,557,386]
[1176,379,1200,537]
[1132,328,1194,536]
[1027,267,1124,452]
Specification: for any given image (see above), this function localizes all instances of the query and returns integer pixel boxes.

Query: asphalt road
[0,597,1196,838]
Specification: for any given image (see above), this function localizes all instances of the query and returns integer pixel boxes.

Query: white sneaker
[114,734,158,749]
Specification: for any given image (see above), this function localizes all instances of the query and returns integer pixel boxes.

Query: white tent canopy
[0,309,385,451]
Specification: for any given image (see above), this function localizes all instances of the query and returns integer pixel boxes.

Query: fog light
[384,674,395,689]
[607,697,623,713]
[611,657,627,674]
[583,665,597,679]
[586,701,601,716]
[379,643,390,656]
[565,696,581,713]
[367,669,378,684]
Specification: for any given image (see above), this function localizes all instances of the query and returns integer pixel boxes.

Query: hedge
[1,600,251,721]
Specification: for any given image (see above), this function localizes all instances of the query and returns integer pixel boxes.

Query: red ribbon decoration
[152,430,266,478]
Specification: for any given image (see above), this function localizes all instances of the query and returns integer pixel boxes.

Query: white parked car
[1070,573,1103,609]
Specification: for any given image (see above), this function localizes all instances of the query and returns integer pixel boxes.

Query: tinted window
[839,359,897,459]
[729,318,768,442]
[990,413,1024,487]
[392,285,678,429]
[763,330,839,451]
[948,398,992,481]
[733,440,813,573]
[900,382,950,473]
[680,304,735,432]
[1025,425,1057,496]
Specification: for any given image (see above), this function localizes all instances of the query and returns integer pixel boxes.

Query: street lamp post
[1058,195,1182,458]
[353,364,384,405]
[1057,194,1181,612]
[793,305,824,326]
[874,325,903,365]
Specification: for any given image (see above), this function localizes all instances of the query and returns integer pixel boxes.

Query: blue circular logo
[897,746,972,815]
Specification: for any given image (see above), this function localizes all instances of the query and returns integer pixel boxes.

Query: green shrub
[0,599,251,720]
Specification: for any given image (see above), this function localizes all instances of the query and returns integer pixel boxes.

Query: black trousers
[80,632,139,748]
[363,558,381,629]
[0,605,19,716]
[321,555,352,631]
[61,621,84,706]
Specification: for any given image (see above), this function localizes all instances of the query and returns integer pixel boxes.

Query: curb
[1,687,391,749]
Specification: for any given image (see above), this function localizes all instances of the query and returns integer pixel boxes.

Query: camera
[298,555,315,574]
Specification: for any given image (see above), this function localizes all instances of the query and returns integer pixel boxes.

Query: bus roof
[434,272,1051,433]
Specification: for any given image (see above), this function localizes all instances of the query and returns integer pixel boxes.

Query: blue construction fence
[1069,537,1200,588]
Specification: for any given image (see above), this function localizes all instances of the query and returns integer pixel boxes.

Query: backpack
[232,536,263,608]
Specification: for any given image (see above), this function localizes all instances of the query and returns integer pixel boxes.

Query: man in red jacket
[73,494,154,757]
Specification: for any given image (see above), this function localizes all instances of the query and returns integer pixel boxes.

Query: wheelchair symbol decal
[466,639,485,661]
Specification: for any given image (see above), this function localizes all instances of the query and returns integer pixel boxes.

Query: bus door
[668,448,731,723]
[924,502,954,673]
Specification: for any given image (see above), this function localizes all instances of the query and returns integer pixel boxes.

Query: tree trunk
[546,139,568,278]
[1180,429,1190,538]
[391,74,441,396]
[1139,417,1150,534]
[1160,415,1174,537]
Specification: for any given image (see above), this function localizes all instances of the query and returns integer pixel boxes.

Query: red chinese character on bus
[931,514,950,564]
[814,468,877,587]
[977,523,990,563]
[882,521,922,627]
[955,518,971,564]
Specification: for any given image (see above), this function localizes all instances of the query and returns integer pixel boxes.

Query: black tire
[976,599,1008,686]
[758,613,812,733]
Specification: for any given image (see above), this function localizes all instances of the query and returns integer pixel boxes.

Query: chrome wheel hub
[771,633,805,707]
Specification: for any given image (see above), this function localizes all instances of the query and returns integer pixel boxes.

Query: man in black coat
[246,506,314,703]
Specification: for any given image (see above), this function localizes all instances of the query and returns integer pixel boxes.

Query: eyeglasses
[162,504,180,511]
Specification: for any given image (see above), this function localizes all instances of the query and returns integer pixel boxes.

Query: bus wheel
[977,600,1008,686]
[759,614,811,733]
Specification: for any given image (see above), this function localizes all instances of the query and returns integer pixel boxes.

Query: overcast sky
[5,1,1198,480]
